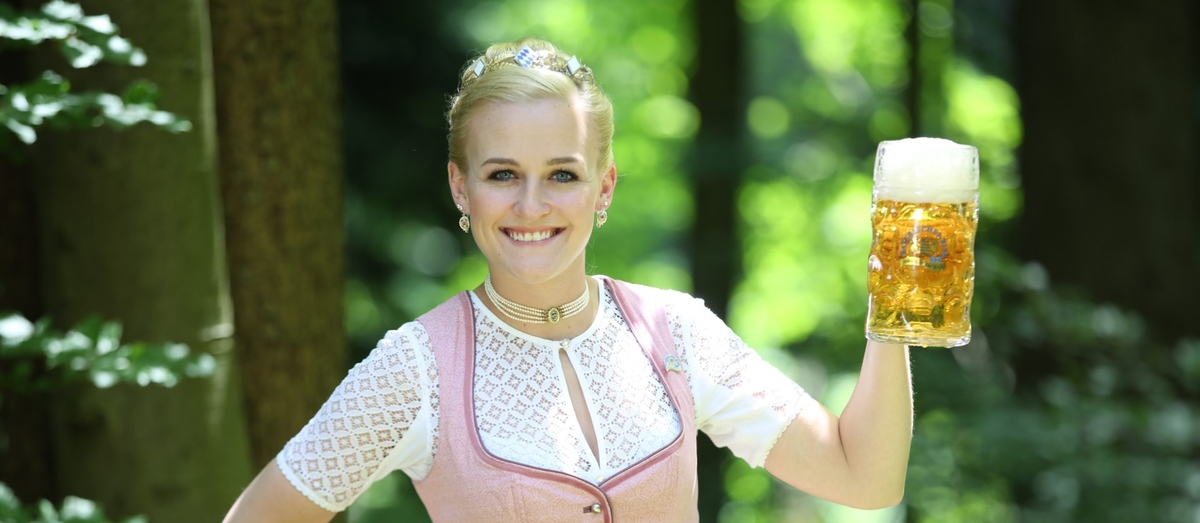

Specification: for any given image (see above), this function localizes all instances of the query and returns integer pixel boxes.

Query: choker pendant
[484,275,589,325]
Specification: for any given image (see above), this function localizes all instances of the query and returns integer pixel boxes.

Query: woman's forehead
[467,98,592,165]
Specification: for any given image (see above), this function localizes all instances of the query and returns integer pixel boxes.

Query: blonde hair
[447,38,615,173]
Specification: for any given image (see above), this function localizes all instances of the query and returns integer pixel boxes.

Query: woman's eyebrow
[480,156,584,167]
[481,157,519,167]
[547,156,584,166]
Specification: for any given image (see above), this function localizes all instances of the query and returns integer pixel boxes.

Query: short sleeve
[275,321,439,512]
[664,291,811,468]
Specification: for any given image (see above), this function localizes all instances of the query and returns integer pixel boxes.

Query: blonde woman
[224,38,913,522]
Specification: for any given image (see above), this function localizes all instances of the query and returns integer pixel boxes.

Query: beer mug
[866,138,979,347]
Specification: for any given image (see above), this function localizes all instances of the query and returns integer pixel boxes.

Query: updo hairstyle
[446,38,615,173]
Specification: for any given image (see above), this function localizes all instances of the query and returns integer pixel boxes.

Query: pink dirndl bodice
[413,277,698,522]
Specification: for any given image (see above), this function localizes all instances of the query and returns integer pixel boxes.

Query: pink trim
[595,277,692,491]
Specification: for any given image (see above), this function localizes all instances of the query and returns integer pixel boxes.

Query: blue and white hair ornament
[461,46,594,88]
[514,46,537,68]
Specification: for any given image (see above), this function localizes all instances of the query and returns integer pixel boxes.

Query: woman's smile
[503,227,564,243]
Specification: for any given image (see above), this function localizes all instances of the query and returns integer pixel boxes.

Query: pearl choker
[483,275,589,324]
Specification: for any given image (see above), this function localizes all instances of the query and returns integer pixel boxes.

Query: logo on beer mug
[900,226,949,271]
[866,138,978,348]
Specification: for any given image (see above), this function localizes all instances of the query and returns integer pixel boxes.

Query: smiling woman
[223,37,915,523]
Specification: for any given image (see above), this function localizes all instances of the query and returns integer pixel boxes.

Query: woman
[223,38,912,522]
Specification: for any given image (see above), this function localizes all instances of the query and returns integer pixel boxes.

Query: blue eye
[489,170,514,181]
[552,171,578,183]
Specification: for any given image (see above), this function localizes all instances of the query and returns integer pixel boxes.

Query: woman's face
[449,96,616,288]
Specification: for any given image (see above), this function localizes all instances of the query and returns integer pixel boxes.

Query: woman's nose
[514,178,550,217]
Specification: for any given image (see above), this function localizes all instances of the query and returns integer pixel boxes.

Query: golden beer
[866,139,979,347]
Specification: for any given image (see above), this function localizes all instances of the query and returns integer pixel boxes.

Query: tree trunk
[0,0,55,503]
[689,0,744,322]
[688,0,745,520]
[30,0,253,520]
[0,148,55,508]
[207,0,345,470]
[1015,0,1198,341]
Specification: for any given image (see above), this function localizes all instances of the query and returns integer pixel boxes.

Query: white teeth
[507,229,555,242]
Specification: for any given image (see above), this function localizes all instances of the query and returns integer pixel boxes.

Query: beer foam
[874,138,978,203]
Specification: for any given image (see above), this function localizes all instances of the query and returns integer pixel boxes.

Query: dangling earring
[457,204,470,233]
[596,209,608,228]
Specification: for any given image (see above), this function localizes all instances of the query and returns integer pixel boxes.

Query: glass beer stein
[866,138,979,347]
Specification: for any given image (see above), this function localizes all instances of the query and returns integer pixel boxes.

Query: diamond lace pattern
[662,289,808,465]
[276,324,438,511]
[277,282,807,510]
[472,289,681,478]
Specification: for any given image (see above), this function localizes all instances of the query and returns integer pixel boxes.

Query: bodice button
[590,503,603,514]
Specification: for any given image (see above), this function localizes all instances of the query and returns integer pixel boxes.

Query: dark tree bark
[689,0,744,323]
[1015,0,1198,341]
[0,149,54,507]
[905,0,921,136]
[688,0,746,520]
[29,1,254,520]
[0,0,55,503]
[208,0,346,470]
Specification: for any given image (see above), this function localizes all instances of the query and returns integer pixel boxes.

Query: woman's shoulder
[356,320,437,380]
[376,320,433,352]
[599,276,712,316]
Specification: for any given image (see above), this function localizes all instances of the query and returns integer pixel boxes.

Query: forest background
[1,0,1197,522]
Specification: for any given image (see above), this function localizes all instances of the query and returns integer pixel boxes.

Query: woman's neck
[474,273,600,341]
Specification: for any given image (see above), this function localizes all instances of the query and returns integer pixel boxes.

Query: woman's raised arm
[765,340,913,509]
[223,460,337,523]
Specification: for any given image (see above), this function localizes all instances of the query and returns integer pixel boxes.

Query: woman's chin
[488,263,580,287]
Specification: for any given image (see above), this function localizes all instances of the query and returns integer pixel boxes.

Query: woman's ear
[597,162,617,211]
[448,161,468,212]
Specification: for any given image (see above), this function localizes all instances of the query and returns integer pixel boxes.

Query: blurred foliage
[0,313,216,392]
[904,248,1200,523]
[0,313,215,521]
[341,0,1199,522]
[0,1,189,151]
[0,483,145,523]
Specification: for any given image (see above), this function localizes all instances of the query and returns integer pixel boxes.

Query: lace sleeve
[664,291,810,469]
[275,321,439,512]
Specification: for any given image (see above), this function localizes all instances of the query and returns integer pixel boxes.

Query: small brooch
[664,355,682,373]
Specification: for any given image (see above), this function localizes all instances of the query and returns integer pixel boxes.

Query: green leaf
[0,314,35,345]
[36,499,58,522]
[121,81,157,105]
[58,497,98,520]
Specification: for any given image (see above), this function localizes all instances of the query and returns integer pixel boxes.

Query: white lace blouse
[277,280,811,512]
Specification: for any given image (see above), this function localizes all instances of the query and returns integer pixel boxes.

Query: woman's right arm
[223,322,438,522]
[223,460,336,523]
